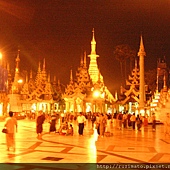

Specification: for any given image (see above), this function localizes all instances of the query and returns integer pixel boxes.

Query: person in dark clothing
[91,113,96,128]
[36,110,45,139]
[130,113,136,130]
[152,113,156,131]
[49,112,57,133]
[136,114,142,131]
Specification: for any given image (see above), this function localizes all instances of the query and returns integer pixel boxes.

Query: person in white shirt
[77,112,86,136]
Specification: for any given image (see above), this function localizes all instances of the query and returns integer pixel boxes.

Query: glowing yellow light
[0,53,2,60]
[18,79,23,83]
[93,91,100,98]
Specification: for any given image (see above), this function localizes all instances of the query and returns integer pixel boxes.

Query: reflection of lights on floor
[87,129,98,163]
[88,139,97,163]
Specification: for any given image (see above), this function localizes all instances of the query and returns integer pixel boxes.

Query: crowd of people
[2,110,170,152]
[34,111,170,139]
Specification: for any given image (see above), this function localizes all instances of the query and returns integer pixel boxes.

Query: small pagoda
[8,51,63,115]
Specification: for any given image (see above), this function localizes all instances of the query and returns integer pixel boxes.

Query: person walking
[77,112,86,136]
[49,112,57,133]
[4,111,18,152]
[36,110,45,139]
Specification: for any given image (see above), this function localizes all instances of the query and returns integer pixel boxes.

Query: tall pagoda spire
[53,75,57,83]
[83,51,87,68]
[38,61,41,72]
[138,35,146,110]
[88,28,103,83]
[30,69,33,79]
[91,28,96,55]
[80,53,83,67]
[70,69,73,84]
[163,72,167,90]
[15,49,20,73]
[43,58,46,71]
[138,35,146,56]
[12,49,21,94]
[42,58,47,82]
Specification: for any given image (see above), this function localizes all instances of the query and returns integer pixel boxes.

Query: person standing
[136,114,142,131]
[113,112,117,127]
[93,121,99,142]
[122,113,127,129]
[91,113,96,129]
[4,111,18,151]
[164,113,170,137]
[36,110,45,139]
[77,112,86,136]
[106,113,112,132]
[152,113,156,131]
[49,112,57,133]
[99,113,107,137]
[130,113,136,130]
[117,112,123,130]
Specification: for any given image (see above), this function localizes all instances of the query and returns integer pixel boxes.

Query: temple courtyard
[0,119,170,170]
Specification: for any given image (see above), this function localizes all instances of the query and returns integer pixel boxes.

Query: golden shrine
[63,29,116,114]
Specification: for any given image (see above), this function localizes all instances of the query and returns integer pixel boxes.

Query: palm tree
[145,69,157,94]
[113,44,136,85]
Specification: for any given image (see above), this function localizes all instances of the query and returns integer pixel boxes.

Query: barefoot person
[4,111,18,151]
[36,110,45,139]
[49,112,57,133]
[77,112,86,136]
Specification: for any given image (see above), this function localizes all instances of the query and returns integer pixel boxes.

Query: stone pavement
[0,119,170,170]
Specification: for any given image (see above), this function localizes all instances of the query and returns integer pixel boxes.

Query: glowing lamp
[93,91,100,98]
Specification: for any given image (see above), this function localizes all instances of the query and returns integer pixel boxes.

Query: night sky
[0,0,170,94]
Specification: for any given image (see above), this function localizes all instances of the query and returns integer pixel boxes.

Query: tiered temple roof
[118,60,140,105]
[63,29,115,104]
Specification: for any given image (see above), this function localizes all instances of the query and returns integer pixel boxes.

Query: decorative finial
[138,35,146,57]
[83,51,87,68]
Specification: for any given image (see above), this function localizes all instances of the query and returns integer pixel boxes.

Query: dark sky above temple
[0,0,170,94]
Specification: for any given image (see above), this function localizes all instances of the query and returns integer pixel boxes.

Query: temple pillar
[138,35,146,112]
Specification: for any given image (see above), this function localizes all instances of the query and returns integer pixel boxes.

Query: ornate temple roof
[7,53,63,103]
[118,59,140,104]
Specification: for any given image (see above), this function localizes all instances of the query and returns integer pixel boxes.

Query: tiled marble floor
[0,119,170,170]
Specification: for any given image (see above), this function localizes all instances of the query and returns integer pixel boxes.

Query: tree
[145,69,157,94]
[113,44,136,85]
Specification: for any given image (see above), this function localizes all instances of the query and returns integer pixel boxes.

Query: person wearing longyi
[77,112,86,136]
